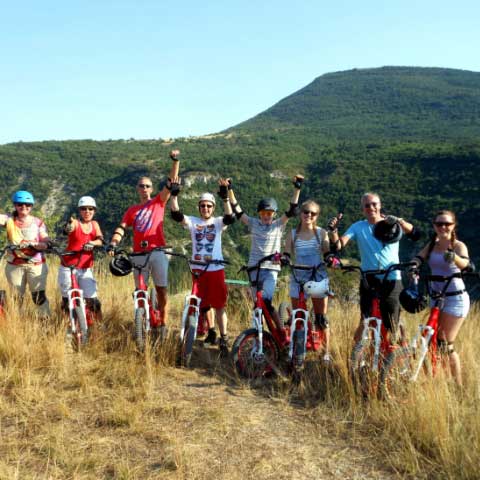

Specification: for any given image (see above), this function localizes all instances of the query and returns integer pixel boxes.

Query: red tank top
[65,220,102,268]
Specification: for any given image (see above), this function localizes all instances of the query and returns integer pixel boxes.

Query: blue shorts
[289,268,328,299]
[431,291,470,318]
[248,268,278,301]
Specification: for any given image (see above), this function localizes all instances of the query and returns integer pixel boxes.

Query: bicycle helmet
[373,220,402,244]
[109,255,133,276]
[198,192,216,206]
[399,286,428,314]
[257,197,278,212]
[304,279,330,299]
[78,196,97,209]
[12,190,35,204]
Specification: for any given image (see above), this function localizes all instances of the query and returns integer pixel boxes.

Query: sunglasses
[363,202,379,209]
[137,184,152,189]
[15,203,32,207]
[80,207,95,211]
[302,210,318,216]
[259,210,275,216]
[195,243,214,253]
[199,203,214,209]
[433,221,454,227]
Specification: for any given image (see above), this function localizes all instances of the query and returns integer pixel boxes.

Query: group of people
[0,150,473,385]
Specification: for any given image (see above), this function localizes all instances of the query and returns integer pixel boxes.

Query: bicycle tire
[134,307,147,352]
[379,347,414,400]
[292,328,306,372]
[350,338,380,399]
[73,305,88,350]
[232,328,279,379]
[279,301,291,327]
[149,287,158,310]
[180,315,197,368]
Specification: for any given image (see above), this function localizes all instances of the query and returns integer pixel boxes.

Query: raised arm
[228,179,249,225]
[160,149,181,202]
[218,178,234,224]
[279,174,303,225]
[326,213,349,251]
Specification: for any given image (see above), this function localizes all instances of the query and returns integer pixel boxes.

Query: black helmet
[399,287,428,314]
[373,220,402,244]
[257,197,278,212]
[109,255,133,276]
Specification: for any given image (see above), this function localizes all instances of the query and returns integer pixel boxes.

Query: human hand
[168,176,181,196]
[327,213,343,233]
[384,215,399,226]
[280,253,291,267]
[83,242,95,251]
[293,174,304,189]
[444,249,456,263]
[169,149,180,161]
[106,244,116,257]
[217,180,229,200]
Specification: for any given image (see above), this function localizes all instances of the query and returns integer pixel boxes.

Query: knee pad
[437,339,455,355]
[32,290,47,306]
[61,297,69,313]
[86,298,102,313]
[315,313,329,330]
[263,299,275,316]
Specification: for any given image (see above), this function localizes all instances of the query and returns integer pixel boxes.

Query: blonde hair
[426,209,458,257]
[296,200,320,234]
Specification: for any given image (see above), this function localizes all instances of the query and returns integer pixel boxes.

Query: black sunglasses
[137,184,152,188]
[80,207,95,211]
[363,202,379,208]
[433,221,454,227]
[199,203,214,209]
[302,210,318,216]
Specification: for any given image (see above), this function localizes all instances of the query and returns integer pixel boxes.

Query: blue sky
[1,0,479,144]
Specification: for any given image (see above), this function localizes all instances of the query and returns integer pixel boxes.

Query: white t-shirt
[183,215,226,271]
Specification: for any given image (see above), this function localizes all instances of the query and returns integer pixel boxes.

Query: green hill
[231,66,480,141]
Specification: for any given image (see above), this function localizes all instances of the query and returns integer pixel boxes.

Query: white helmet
[78,196,97,209]
[304,279,330,299]
[198,192,216,206]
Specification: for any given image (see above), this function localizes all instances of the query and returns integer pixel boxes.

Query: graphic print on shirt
[134,202,153,233]
[194,223,216,262]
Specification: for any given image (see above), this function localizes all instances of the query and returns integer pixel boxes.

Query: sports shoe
[322,352,332,364]
[203,328,217,347]
[219,334,229,357]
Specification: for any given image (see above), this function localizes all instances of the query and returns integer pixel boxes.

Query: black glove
[169,181,181,196]
[280,252,291,267]
[293,175,304,189]
[218,185,228,200]
[327,217,338,233]
[384,215,399,226]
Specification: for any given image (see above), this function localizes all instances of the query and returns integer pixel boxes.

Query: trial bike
[380,269,479,399]
[168,252,229,367]
[346,262,415,398]
[278,261,331,379]
[113,246,169,352]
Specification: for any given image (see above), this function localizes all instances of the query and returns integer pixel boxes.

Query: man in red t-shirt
[108,150,180,331]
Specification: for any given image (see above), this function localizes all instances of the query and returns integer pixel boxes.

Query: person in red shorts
[60,195,104,322]
[108,150,180,336]
[170,178,234,355]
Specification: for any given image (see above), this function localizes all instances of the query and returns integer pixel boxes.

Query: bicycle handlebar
[239,252,281,274]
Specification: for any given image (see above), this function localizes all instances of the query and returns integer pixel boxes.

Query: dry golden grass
[0,258,479,479]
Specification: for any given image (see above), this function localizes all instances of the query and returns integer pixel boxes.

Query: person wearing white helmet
[170,178,234,354]
[59,195,104,322]
[107,150,181,336]
[0,190,51,317]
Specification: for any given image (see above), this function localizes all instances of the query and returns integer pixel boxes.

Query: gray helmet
[257,197,278,212]
[373,220,402,244]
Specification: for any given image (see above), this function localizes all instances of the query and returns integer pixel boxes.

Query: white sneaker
[322,353,332,364]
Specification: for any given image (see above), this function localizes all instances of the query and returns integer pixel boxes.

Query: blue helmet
[257,197,278,212]
[12,190,35,205]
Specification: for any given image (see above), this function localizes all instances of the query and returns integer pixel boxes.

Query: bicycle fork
[180,294,201,341]
[251,307,265,358]
[409,325,435,382]
[68,288,87,335]
[359,317,383,373]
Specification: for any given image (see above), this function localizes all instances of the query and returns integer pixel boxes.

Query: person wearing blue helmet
[0,190,51,317]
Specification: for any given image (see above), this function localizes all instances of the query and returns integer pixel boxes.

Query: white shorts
[58,266,98,298]
[431,291,470,318]
[132,250,169,288]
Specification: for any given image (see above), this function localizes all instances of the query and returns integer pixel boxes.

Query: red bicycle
[278,261,331,379]
[47,246,103,350]
[380,269,479,399]
[345,262,415,398]
[168,252,229,367]
[113,246,169,352]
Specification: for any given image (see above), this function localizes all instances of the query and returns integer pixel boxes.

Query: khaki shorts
[5,262,49,295]
[58,265,98,298]
[132,250,169,288]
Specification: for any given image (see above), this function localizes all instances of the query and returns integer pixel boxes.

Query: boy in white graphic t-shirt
[170,178,234,355]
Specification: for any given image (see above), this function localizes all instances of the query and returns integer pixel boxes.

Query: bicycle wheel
[134,307,147,352]
[350,338,380,398]
[232,328,279,379]
[379,347,414,400]
[180,315,197,368]
[73,305,88,351]
[279,301,291,327]
[292,328,306,371]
